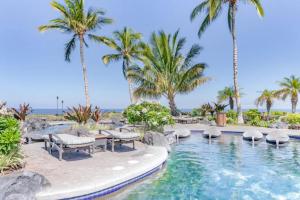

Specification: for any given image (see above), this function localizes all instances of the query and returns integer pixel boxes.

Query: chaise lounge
[102,130,140,152]
[46,133,95,161]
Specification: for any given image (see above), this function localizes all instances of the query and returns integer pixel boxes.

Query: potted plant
[214,103,228,127]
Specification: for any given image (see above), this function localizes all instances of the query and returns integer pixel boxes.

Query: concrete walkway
[22,142,167,200]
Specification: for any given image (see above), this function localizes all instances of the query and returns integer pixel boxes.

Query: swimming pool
[115,132,300,200]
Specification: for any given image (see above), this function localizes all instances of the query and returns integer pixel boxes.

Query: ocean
[30,108,295,115]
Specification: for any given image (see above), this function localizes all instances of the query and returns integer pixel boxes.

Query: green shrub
[123,102,174,131]
[226,110,237,124]
[191,108,201,117]
[248,116,273,127]
[284,114,300,125]
[244,109,261,122]
[226,110,237,119]
[270,111,287,117]
[0,149,23,174]
[0,117,21,155]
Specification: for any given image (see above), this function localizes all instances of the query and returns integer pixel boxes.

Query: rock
[269,122,289,129]
[143,131,171,152]
[23,119,50,132]
[199,117,211,125]
[163,131,176,145]
[174,129,191,138]
[209,120,217,126]
[0,171,50,200]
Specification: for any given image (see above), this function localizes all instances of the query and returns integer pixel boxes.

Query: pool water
[116,133,300,200]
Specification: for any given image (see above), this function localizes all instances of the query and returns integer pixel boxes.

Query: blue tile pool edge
[62,161,166,200]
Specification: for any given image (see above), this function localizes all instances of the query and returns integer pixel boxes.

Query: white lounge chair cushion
[52,134,95,145]
[102,130,140,139]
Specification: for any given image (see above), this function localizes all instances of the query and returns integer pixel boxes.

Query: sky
[0,0,300,110]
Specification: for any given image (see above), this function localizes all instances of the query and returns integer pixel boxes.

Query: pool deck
[22,142,167,200]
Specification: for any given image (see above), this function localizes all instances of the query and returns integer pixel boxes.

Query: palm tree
[127,31,210,116]
[39,0,112,107]
[91,27,143,104]
[255,90,278,118]
[217,86,235,110]
[276,75,300,113]
[190,0,264,123]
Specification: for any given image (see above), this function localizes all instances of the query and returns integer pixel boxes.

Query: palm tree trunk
[291,95,298,113]
[125,60,135,104]
[266,102,271,120]
[79,35,90,107]
[168,95,178,116]
[128,79,135,104]
[229,97,234,110]
[231,4,244,124]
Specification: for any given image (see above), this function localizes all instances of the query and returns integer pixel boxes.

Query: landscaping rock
[143,131,171,152]
[269,122,289,129]
[0,171,50,200]
[174,129,191,138]
[23,119,50,132]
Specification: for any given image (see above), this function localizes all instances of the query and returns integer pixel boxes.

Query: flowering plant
[123,102,174,131]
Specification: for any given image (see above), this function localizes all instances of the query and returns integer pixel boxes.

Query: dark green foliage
[244,109,261,122]
[191,108,202,117]
[213,103,228,113]
[226,110,237,124]
[0,117,21,155]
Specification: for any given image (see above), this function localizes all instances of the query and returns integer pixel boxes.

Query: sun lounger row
[44,129,140,160]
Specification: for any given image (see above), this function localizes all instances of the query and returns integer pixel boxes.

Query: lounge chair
[47,134,95,161]
[102,130,140,152]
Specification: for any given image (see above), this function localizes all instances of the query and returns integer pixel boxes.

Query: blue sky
[0,0,299,110]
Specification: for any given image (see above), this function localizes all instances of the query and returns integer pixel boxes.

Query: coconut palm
[255,90,278,118]
[276,75,300,113]
[127,31,210,116]
[217,86,235,110]
[39,0,112,107]
[91,27,143,104]
[217,86,244,110]
[190,0,264,123]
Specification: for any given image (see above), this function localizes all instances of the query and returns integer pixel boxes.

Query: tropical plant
[0,117,21,155]
[127,31,209,116]
[275,75,300,113]
[11,103,31,121]
[255,90,278,119]
[226,110,237,124]
[213,102,228,113]
[0,149,23,174]
[123,102,174,132]
[201,103,214,117]
[191,0,264,124]
[39,0,112,107]
[65,105,92,124]
[91,27,143,103]
[217,86,238,110]
[244,109,261,122]
[191,108,202,117]
[91,106,101,123]
[283,114,300,125]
